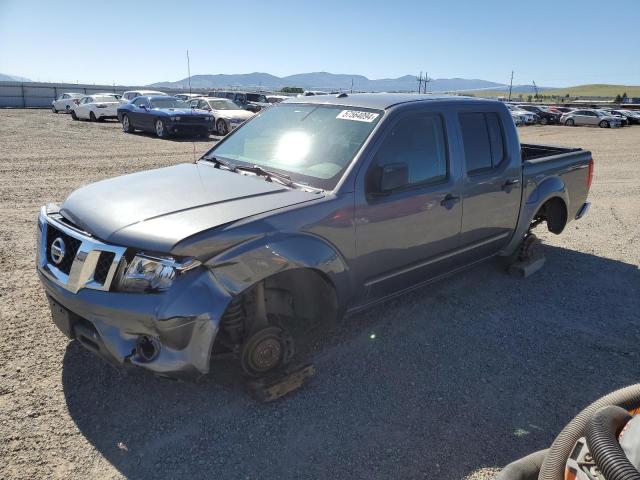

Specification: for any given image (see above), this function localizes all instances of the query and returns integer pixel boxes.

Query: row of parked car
[506,103,640,128]
[51,89,280,138]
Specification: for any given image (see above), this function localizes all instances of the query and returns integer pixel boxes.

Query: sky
[0,0,638,88]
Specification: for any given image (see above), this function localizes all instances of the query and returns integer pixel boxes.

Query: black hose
[539,383,640,480]
[497,449,548,480]
[585,406,640,480]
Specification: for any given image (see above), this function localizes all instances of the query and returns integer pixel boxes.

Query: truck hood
[60,162,322,252]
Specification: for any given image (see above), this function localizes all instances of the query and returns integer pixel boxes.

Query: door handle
[440,193,460,208]
[502,178,520,192]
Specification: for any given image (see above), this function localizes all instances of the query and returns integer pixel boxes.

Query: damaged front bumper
[36,208,232,380]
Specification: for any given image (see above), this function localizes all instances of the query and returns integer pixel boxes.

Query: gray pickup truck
[37,94,593,379]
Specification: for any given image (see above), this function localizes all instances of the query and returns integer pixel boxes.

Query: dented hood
[60,162,321,252]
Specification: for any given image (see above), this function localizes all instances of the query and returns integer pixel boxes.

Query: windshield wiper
[201,155,237,172]
[235,165,296,188]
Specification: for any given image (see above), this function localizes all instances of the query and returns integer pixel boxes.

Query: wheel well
[217,268,339,349]
[534,197,567,234]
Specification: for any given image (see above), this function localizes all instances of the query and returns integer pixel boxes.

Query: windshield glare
[150,98,189,109]
[207,104,382,189]
[209,99,239,110]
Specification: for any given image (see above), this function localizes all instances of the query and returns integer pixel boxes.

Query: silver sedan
[561,109,622,128]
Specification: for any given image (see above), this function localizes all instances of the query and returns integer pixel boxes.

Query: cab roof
[283,92,499,110]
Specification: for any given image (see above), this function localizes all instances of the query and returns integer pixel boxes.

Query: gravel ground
[1,110,638,480]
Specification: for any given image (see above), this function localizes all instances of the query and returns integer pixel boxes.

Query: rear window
[459,112,505,175]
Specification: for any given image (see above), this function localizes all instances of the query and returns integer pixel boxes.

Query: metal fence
[0,81,208,108]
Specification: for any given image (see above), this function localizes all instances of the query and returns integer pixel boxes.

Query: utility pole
[423,71,430,94]
[508,70,514,101]
[350,77,354,94]
[532,80,539,100]
[186,50,192,95]
[417,71,423,93]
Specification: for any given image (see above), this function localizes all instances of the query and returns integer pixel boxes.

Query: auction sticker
[336,110,379,122]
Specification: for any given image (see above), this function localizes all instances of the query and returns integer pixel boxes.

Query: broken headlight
[117,255,201,293]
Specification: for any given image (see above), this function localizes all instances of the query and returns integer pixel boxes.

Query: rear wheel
[121,114,133,133]
[565,118,575,126]
[51,105,57,113]
[65,105,71,113]
[89,111,96,122]
[599,120,610,128]
[540,117,549,125]
[71,110,78,121]
[216,118,228,135]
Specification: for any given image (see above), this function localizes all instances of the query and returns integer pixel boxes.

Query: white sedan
[71,95,121,121]
[51,92,84,113]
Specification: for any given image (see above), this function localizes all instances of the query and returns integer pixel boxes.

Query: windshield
[150,98,189,109]
[93,95,118,103]
[246,94,268,103]
[209,99,240,110]
[206,104,383,190]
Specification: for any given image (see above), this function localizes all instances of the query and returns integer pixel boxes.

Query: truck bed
[521,143,582,161]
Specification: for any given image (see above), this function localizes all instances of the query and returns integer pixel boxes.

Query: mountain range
[0,73,32,82]
[149,72,540,93]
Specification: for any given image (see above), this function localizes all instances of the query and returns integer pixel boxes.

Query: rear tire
[599,120,609,128]
[89,112,96,122]
[565,118,575,126]
[540,117,549,125]
[121,114,134,133]
[71,110,78,121]
[52,105,57,113]
[65,105,71,113]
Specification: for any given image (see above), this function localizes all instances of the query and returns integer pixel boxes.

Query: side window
[132,97,145,107]
[459,112,505,175]
[370,113,448,190]
[189,99,198,107]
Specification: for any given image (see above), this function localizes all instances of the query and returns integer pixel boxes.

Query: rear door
[354,109,463,301]
[456,107,522,260]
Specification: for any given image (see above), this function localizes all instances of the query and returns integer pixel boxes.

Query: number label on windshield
[336,110,379,123]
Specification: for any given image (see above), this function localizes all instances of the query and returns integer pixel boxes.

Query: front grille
[94,251,115,285]
[46,224,81,274]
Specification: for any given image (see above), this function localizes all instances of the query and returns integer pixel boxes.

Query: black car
[517,105,562,125]
[612,110,640,125]
[117,96,214,138]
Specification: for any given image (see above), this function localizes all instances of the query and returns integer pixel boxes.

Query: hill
[0,73,32,82]
[149,72,506,92]
[462,84,640,99]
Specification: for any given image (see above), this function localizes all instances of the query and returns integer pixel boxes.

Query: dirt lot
[1,110,639,480]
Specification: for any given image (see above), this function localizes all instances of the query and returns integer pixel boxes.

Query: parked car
[208,91,270,112]
[561,109,623,128]
[188,97,254,135]
[506,104,537,125]
[117,95,214,138]
[71,94,120,121]
[51,92,84,113]
[610,109,640,125]
[174,93,201,102]
[266,95,290,104]
[518,105,562,124]
[599,109,629,126]
[37,94,593,379]
[120,90,168,103]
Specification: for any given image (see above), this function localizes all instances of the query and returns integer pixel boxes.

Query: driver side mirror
[369,162,409,195]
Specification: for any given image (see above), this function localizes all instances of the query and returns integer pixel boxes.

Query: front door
[354,110,463,302]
